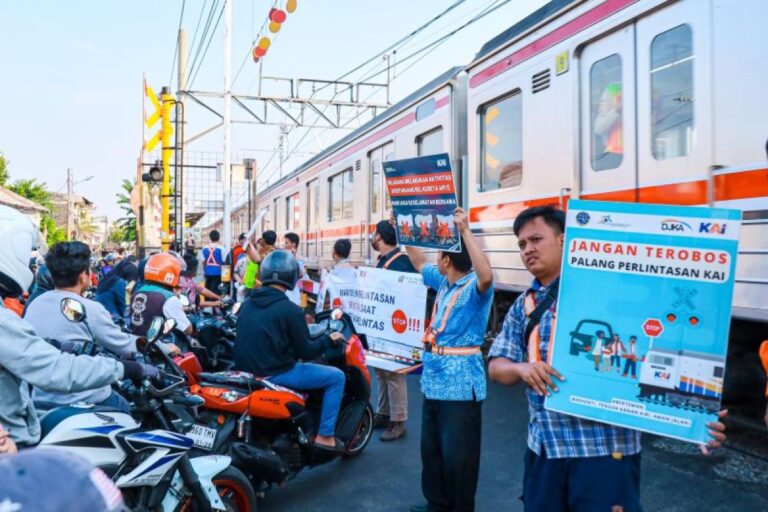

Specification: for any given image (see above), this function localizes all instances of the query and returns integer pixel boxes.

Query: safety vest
[760,340,768,397]
[129,283,175,336]
[243,260,259,288]
[524,290,557,364]
[204,245,222,275]
[381,251,406,269]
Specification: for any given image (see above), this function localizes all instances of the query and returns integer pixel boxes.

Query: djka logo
[699,222,727,234]
[654,370,671,380]
[661,218,692,232]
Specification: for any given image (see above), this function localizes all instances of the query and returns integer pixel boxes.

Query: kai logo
[699,222,727,234]
[661,218,692,232]
[654,370,671,380]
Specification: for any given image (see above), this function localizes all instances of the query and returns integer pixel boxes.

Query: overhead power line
[168,0,187,89]
[188,1,226,88]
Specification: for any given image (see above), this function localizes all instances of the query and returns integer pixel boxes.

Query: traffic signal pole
[222,0,233,250]
[161,87,174,251]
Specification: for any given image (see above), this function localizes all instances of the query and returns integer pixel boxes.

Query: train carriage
[242,0,767,416]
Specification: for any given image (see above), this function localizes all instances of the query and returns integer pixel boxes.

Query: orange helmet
[144,253,182,288]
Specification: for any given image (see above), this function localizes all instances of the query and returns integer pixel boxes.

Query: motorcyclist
[234,250,346,452]
[24,241,139,413]
[129,252,193,337]
[22,264,53,315]
[0,205,157,447]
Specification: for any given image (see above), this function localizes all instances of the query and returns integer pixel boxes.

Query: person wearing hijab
[94,259,138,324]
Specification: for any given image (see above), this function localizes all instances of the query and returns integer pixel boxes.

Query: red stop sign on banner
[642,318,664,337]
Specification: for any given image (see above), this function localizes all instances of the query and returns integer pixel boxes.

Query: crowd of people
[0,200,747,512]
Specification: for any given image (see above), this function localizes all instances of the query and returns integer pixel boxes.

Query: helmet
[259,250,299,290]
[143,253,182,288]
[0,205,37,296]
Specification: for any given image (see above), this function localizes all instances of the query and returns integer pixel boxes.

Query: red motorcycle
[173,309,374,492]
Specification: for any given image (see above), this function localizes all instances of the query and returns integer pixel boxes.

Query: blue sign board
[546,200,741,444]
[383,153,461,252]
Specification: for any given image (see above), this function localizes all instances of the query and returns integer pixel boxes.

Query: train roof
[472,0,580,65]
[647,348,725,362]
[260,65,464,196]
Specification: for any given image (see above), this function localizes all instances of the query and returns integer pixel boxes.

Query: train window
[416,127,443,156]
[416,99,437,121]
[328,168,353,221]
[479,91,522,191]
[371,158,382,214]
[589,54,623,171]
[384,151,395,211]
[306,179,318,228]
[285,193,300,230]
[651,24,693,160]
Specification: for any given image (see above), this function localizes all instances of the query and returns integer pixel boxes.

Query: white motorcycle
[38,303,257,511]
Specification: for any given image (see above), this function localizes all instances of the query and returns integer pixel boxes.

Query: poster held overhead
[545,200,741,445]
[383,153,461,253]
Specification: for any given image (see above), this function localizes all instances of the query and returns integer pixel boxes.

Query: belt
[423,343,482,356]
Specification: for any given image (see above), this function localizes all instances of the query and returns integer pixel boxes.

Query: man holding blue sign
[489,205,727,512]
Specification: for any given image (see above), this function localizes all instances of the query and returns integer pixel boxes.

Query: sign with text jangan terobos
[384,153,461,252]
[545,200,741,445]
[321,266,427,373]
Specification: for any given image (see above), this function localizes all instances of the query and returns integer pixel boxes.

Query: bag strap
[523,278,559,351]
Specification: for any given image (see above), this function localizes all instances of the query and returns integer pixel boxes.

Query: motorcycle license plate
[187,424,217,450]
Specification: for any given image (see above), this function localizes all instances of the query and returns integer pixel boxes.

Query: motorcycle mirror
[162,318,176,334]
[146,317,164,343]
[179,295,191,307]
[232,302,241,315]
[331,308,343,321]
[60,298,87,323]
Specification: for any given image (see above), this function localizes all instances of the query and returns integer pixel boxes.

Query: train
[209,0,768,417]
[638,348,725,413]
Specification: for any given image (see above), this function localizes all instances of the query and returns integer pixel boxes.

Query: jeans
[269,363,345,437]
[623,359,637,377]
[522,448,642,512]
[99,390,131,414]
[421,398,482,512]
[611,355,622,369]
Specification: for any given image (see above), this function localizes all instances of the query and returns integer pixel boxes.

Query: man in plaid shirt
[488,206,727,511]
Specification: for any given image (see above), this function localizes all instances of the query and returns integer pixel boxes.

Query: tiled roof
[0,186,48,213]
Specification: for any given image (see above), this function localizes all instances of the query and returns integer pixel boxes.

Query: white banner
[321,266,427,372]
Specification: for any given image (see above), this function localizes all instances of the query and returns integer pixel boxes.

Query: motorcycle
[172,295,240,372]
[38,301,257,511]
[173,308,374,494]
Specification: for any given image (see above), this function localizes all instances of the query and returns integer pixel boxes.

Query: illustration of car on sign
[568,319,613,356]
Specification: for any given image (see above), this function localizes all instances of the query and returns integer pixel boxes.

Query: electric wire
[187,0,221,87]
[188,2,227,88]
[168,0,187,90]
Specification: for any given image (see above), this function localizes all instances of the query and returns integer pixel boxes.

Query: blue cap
[0,448,126,511]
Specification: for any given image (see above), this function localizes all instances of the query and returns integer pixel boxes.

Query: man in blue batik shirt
[405,207,494,512]
[488,205,728,512]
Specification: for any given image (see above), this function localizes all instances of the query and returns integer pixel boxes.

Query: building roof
[0,186,48,214]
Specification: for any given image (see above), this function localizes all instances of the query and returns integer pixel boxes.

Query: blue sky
[0,0,545,219]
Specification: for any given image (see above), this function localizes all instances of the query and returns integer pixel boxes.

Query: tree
[108,224,126,244]
[116,179,137,243]
[0,153,8,186]
[8,178,66,246]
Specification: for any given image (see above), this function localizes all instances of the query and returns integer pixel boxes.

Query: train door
[366,142,394,263]
[635,0,709,200]
[579,25,637,198]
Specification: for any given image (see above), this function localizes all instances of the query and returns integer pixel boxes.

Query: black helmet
[260,250,299,290]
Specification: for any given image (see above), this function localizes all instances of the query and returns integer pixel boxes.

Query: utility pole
[161,86,174,251]
[67,167,72,240]
[222,0,232,248]
[177,28,188,249]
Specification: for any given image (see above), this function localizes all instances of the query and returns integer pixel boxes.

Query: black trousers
[421,397,482,512]
[204,275,221,294]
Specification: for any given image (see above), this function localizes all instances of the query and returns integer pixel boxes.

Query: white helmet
[0,205,37,296]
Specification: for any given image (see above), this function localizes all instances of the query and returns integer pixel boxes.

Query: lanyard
[524,289,557,364]
[423,282,469,345]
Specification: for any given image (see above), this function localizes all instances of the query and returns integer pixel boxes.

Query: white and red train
[219,0,766,369]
